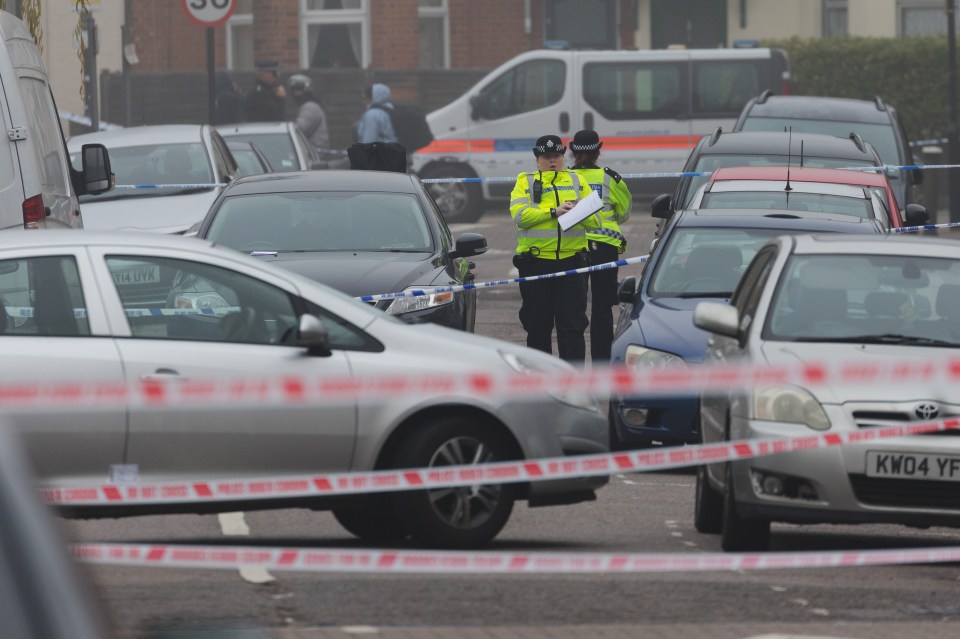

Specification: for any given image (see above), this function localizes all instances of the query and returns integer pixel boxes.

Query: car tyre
[720,465,770,552]
[693,464,723,534]
[333,501,408,543]
[388,416,517,549]
[419,164,484,223]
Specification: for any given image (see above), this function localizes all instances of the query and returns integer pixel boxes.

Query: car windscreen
[764,253,960,347]
[700,191,873,218]
[739,117,900,167]
[222,133,297,171]
[72,142,214,201]
[648,227,793,298]
[206,191,434,253]
[686,154,877,208]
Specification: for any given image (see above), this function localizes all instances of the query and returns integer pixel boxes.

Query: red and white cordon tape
[41,418,960,506]
[3,357,960,411]
[71,542,960,574]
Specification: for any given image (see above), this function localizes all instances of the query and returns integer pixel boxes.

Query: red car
[688,166,929,230]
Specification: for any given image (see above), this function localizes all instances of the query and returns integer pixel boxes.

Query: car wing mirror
[77,143,113,195]
[651,194,673,219]
[617,276,636,304]
[298,314,332,357]
[904,203,929,227]
[693,301,740,338]
[451,232,488,259]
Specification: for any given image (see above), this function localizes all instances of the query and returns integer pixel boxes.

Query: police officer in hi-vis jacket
[509,134,601,362]
[569,129,633,363]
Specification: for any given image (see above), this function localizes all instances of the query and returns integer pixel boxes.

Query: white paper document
[558,190,603,231]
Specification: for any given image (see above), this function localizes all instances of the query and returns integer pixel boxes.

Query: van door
[465,54,574,202]
[689,51,774,141]
[574,51,692,197]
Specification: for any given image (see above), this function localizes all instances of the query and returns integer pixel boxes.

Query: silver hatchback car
[0,232,607,549]
[693,234,960,551]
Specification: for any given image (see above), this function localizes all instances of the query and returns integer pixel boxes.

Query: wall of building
[727,0,823,43]
[849,0,898,37]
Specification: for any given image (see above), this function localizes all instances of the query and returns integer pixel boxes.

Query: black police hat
[532,134,566,157]
[569,129,602,152]
[254,59,279,72]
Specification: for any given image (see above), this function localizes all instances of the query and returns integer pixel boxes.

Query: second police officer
[568,129,633,364]
[510,134,601,362]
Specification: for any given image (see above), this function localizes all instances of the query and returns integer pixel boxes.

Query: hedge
[762,36,957,143]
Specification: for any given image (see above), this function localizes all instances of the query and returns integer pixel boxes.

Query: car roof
[791,233,960,256]
[672,208,882,233]
[67,124,208,148]
[712,166,888,187]
[745,95,894,125]
[222,170,422,196]
[693,131,880,162]
[217,122,291,135]
[0,230,219,251]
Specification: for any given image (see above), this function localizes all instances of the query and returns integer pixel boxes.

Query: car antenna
[785,127,793,192]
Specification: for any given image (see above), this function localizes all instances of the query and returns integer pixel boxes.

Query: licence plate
[112,265,160,286]
[866,451,960,481]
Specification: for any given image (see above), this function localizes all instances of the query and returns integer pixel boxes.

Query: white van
[414,47,790,222]
[0,11,111,230]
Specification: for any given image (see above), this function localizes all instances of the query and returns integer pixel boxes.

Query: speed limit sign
[182,0,237,27]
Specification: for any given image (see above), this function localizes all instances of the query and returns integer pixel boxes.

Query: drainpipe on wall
[524,0,532,34]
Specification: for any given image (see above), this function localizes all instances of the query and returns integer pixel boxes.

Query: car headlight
[753,384,830,431]
[385,288,454,315]
[624,345,685,370]
[500,351,599,413]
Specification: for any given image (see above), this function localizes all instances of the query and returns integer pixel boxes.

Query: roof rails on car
[849,132,867,153]
[755,89,774,105]
[874,96,887,112]
[708,126,723,147]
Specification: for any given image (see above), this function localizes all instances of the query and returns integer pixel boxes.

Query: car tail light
[780,72,792,96]
[22,194,46,229]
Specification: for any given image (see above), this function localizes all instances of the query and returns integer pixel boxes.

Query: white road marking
[218,512,276,584]
[683,541,697,547]
[771,586,788,592]
[670,531,683,537]
[340,626,380,634]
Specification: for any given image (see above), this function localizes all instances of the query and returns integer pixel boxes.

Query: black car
[733,93,921,207]
[195,171,487,331]
[654,129,886,222]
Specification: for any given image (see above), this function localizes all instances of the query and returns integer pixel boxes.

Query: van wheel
[720,466,770,552]
[419,164,484,223]
[333,501,408,543]
[693,464,723,534]
[388,417,517,549]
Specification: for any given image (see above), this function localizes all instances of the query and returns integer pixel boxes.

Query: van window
[583,62,687,120]
[18,78,68,195]
[693,60,762,116]
[478,59,565,120]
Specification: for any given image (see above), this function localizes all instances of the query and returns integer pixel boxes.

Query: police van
[414,47,791,222]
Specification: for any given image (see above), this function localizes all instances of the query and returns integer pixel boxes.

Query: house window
[419,0,449,69]
[899,0,956,37]
[301,0,370,69]
[227,0,253,70]
[823,0,848,37]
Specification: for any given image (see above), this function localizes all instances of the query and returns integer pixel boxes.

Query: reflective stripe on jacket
[572,167,633,249]
[509,170,598,260]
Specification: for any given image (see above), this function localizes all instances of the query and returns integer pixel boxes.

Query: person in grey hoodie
[356,83,398,144]
[289,74,330,149]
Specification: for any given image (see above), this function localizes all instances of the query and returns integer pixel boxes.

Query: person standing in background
[569,129,632,363]
[356,83,398,144]
[288,74,330,149]
[213,69,244,125]
[245,60,286,122]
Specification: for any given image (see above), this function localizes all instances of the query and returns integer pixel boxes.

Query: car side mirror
[617,276,636,304]
[651,194,674,219]
[298,314,332,357]
[693,301,740,338]
[77,143,112,195]
[450,232,488,259]
[904,203,929,227]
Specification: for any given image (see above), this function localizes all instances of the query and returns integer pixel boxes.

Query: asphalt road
[65,205,960,639]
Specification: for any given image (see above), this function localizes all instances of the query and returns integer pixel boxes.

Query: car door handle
[141,368,180,381]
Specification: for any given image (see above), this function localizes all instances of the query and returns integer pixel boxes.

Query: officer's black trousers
[588,241,620,363]
[517,254,588,362]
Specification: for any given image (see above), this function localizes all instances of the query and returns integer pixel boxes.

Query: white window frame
[897,0,957,37]
[299,0,371,69]
[226,5,253,70]
[418,0,450,69]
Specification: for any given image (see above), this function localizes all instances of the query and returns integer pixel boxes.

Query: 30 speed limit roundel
[182,0,237,27]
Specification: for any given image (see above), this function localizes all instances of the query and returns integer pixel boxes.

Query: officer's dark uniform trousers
[517,251,589,361]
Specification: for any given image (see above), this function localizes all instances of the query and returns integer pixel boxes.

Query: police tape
[358,254,649,302]
[69,541,960,574]
[39,418,960,506]
[894,220,960,234]
[4,358,960,413]
[112,183,225,190]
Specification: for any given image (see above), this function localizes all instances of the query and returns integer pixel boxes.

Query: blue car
[608,207,884,449]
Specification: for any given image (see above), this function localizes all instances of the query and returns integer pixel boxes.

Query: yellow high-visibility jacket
[509,170,599,260]
[572,166,632,251]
